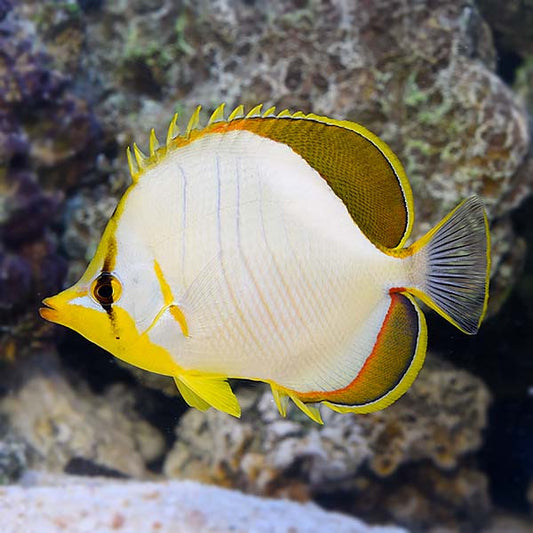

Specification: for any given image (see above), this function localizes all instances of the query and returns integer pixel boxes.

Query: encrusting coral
[0,351,165,479]
[164,358,491,526]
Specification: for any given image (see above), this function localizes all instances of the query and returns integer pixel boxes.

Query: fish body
[40,105,490,423]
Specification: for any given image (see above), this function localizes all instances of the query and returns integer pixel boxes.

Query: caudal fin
[409,196,490,334]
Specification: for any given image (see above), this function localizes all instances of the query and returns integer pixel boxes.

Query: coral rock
[0,415,28,485]
[164,356,491,529]
[0,476,406,533]
[478,0,533,56]
[0,353,165,478]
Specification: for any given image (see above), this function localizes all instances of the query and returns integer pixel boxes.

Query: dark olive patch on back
[211,116,412,248]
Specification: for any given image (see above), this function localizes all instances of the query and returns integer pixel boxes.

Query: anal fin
[271,384,323,424]
[271,384,289,417]
[323,292,427,414]
[174,377,210,411]
[177,373,241,417]
[289,394,323,425]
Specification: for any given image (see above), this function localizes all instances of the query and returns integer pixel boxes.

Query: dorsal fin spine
[132,143,148,170]
[149,128,159,157]
[166,113,180,146]
[289,394,324,424]
[271,384,289,417]
[262,105,276,117]
[186,105,202,137]
[126,146,139,182]
[208,103,226,125]
[246,104,263,118]
[228,104,244,120]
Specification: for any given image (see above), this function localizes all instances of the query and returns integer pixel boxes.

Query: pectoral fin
[177,373,241,417]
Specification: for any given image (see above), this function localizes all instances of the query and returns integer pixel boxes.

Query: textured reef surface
[0,476,406,533]
[1,1,532,532]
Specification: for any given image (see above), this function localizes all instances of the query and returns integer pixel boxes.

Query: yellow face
[40,221,180,377]
[40,270,131,358]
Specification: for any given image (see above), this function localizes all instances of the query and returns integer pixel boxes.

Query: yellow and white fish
[40,104,490,424]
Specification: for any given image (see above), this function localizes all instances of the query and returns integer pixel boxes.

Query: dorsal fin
[126,104,414,247]
[221,109,415,248]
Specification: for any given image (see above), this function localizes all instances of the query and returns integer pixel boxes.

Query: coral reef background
[1,0,532,531]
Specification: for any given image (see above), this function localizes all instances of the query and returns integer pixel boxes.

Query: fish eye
[91,273,122,306]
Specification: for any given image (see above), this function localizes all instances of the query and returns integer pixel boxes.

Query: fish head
[39,269,130,355]
[39,218,174,373]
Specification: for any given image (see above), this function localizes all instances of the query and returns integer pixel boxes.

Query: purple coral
[0,0,12,22]
[0,5,99,343]
[1,171,62,246]
[0,253,32,316]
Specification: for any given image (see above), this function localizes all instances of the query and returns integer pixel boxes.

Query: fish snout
[39,296,58,322]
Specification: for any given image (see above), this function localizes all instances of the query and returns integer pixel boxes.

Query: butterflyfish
[40,104,490,424]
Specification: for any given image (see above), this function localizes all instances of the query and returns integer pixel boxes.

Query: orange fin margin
[323,292,427,413]
[270,292,427,419]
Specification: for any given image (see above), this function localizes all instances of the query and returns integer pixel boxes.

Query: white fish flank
[115,130,408,393]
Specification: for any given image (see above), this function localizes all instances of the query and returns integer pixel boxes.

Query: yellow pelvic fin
[289,394,323,425]
[174,376,210,411]
[178,373,241,417]
[271,384,289,417]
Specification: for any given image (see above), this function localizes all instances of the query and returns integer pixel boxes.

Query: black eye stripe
[92,273,118,310]
[96,280,113,300]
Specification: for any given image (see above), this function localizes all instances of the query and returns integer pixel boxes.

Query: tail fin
[408,196,490,334]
